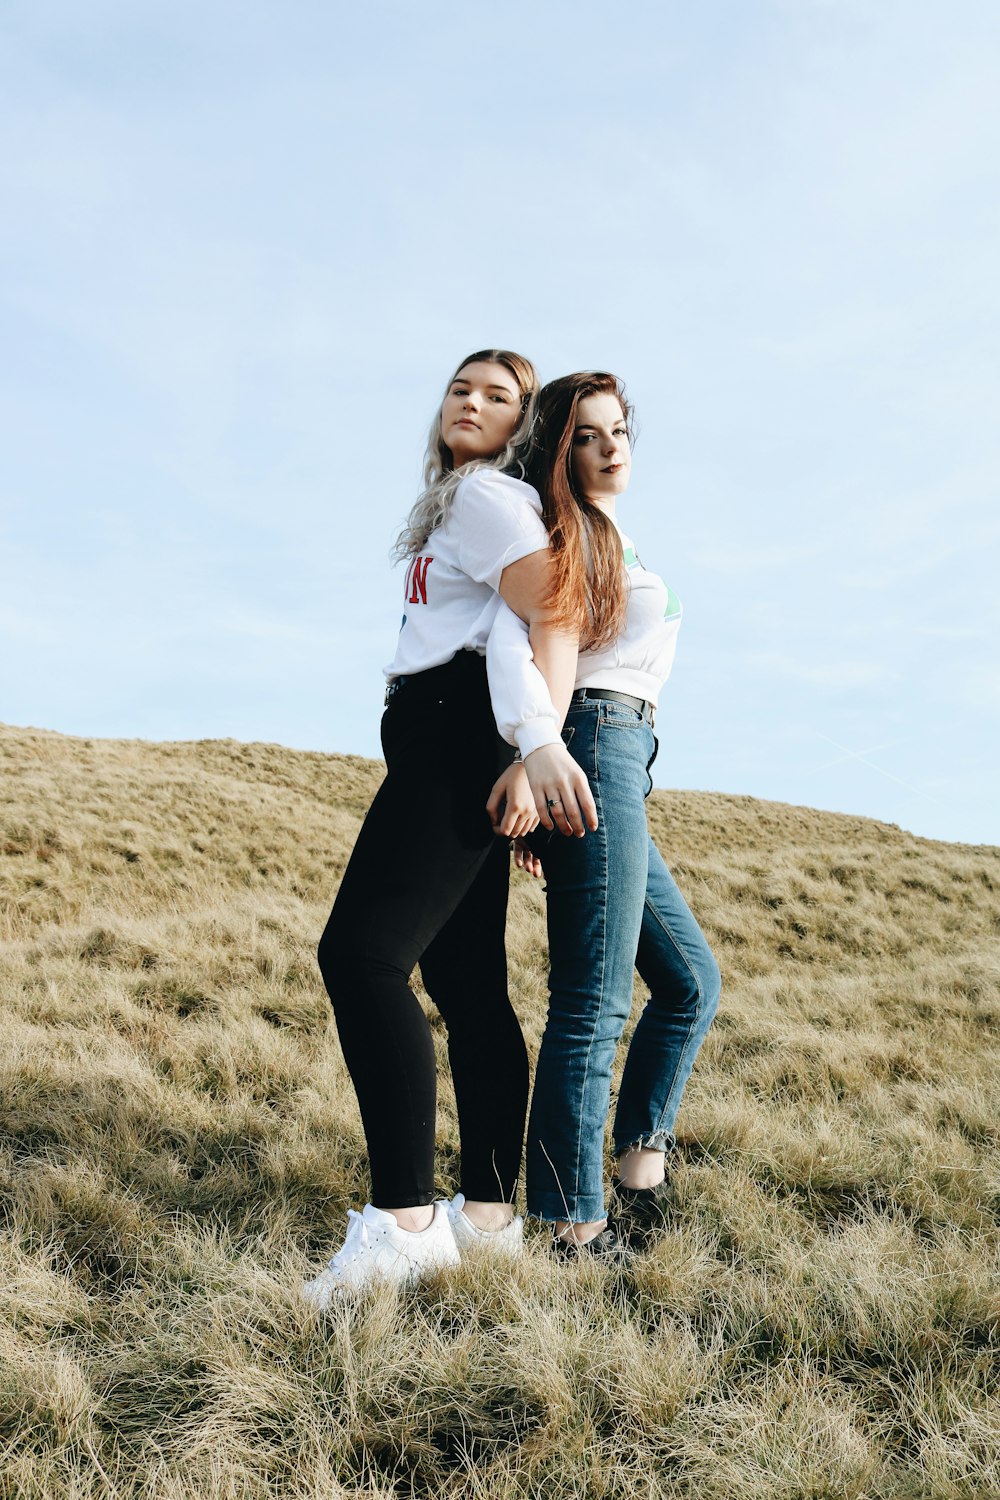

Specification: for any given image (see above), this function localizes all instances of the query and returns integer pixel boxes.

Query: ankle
[462,1200,515,1232]
[615,1146,666,1191]
[381,1204,434,1233]
[554,1218,607,1246]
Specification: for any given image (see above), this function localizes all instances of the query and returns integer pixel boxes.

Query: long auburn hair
[393,349,540,559]
[525,371,632,652]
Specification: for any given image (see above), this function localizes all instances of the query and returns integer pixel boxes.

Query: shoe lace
[327,1209,373,1275]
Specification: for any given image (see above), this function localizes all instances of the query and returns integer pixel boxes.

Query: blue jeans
[526,695,721,1223]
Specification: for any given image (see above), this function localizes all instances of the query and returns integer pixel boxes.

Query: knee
[697,948,722,1024]
[665,945,720,1028]
[316,930,332,990]
[316,919,339,991]
[546,985,632,1042]
[317,913,370,1009]
[316,926,339,1007]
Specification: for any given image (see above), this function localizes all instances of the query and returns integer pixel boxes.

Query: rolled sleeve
[486,600,561,751]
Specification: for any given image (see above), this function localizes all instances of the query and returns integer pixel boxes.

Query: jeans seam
[628,890,714,1145]
[648,1018,701,1141]
[568,749,607,1214]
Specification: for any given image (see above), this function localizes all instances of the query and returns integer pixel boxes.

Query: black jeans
[318,651,528,1208]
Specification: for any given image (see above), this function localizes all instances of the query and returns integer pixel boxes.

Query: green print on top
[620,537,680,618]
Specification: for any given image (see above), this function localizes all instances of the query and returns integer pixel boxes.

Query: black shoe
[610,1178,676,1239]
[549,1223,635,1267]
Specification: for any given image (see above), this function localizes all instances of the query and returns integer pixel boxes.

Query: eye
[490,394,511,403]
[613,426,627,436]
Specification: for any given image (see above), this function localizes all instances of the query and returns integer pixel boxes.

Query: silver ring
[546,797,562,808]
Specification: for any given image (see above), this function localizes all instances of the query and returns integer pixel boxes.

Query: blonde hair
[393,349,540,560]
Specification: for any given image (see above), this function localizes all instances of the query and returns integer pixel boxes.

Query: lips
[455,418,480,429]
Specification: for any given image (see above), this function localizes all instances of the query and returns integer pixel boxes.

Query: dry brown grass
[1,721,998,1499]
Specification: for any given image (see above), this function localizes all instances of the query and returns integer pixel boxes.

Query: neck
[587,495,617,519]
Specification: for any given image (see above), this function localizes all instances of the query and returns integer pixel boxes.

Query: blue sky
[2,0,998,846]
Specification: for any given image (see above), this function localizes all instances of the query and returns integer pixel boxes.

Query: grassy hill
[1,722,998,1500]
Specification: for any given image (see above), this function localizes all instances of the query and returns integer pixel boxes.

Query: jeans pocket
[599,702,647,730]
[561,726,576,748]
[644,734,659,798]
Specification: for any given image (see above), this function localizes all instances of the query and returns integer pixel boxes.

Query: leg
[612,835,721,1162]
[418,836,528,1207]
[525,704,656,1225]
[318,675,506,1210]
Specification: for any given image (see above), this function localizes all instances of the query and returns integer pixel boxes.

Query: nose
[462,390,482,411]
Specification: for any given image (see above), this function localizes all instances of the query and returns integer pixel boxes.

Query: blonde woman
[304,350,595,1303]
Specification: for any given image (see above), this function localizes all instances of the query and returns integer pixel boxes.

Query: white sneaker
[447,1193,524,1259]
[301,1202,460,1309]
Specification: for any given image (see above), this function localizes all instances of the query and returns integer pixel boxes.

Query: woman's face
[441,360,524,467]
[570,392,631,507]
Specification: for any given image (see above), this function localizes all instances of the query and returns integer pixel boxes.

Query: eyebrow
[453,381,516,394]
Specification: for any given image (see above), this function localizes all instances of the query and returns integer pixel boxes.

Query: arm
[448,473,594,837]
[484,603,550,839]
[492,551,598,837]
[486,599,562,754]
[528,618,578,729]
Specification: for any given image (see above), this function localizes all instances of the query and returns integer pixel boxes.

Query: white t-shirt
[384,468,549,682]
[487,522,683,755]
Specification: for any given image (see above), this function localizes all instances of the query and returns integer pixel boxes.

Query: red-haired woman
[488,372,721,1258]
[303,351,595,1304]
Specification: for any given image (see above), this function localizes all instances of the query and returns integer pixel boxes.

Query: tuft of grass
[1,721,998,1498]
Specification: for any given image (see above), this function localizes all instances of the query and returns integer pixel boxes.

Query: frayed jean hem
[526,1197,608,1225]
[614,1130,675,1156]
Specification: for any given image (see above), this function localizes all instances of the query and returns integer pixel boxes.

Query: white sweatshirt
[384,469,549,682]
[486,523,683,756]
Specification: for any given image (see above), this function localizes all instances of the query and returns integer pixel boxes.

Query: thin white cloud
[807,731,930,797]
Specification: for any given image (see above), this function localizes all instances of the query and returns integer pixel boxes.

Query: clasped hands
[486,742,599,880]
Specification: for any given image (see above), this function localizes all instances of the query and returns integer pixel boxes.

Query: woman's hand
[486,762,541,839]
[512,836,544,879]
[523,743,598,837]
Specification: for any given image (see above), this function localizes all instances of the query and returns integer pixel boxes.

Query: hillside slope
[1,723,998,1500]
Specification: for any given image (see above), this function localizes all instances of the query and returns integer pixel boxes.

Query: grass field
[1,721,998,1499]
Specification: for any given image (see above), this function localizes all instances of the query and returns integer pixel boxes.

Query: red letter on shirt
[406,555,433,604]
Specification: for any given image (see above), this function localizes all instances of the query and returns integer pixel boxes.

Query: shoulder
[454,466,542,518]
